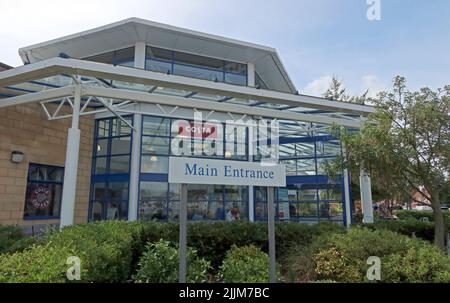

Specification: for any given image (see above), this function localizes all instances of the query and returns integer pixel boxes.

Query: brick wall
[0,103,94,226]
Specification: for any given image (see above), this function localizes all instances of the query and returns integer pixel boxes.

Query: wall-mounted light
[11,151,24,163]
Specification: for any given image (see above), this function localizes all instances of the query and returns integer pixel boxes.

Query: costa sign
[176,121,218,139]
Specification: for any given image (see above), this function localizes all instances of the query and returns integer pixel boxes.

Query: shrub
[133,239,210,283]
[383,244,450,283]
[218,245,280,283]
[0,225,36,254]
[186,221,344,269]
[0,242,81,283]
[0,221,136,282]
[362,219,436,242]
[47,221,136,282]
[312,227,450,283]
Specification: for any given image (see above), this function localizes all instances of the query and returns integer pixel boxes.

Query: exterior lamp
[11,151,24,163]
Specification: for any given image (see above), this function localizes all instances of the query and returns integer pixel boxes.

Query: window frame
[23,163,64,220]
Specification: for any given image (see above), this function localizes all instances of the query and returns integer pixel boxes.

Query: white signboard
[168,157,286,187]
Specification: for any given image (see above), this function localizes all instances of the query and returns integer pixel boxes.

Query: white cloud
[361,75,387,98]
[300,75,332,97]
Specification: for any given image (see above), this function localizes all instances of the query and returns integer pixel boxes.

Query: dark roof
[0,62,12,71]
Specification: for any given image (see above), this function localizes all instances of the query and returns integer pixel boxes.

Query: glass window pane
[91,200,103,221]
[277,202,291,220]
[97,120,109,137]
[188,201,208,220]
[254,187,267,202]
[106,200,128,220]
[317,140,341,157]
[168,201,179,221]
[85,51,114,64]
[111,117,132,136]
[108,181,129,200]
[225,202,247,221]
[225,73,246,85]
[146,46,172,61]
[173,51,223,70]
[139,200,167,221]
[277,188,294,201]
[224,186,248,202]
[109,155,130,174]
[93,182,106,201]
[114,47,134,66]
[316,158,333,175]
[142,116,170,136]
[224,62,247,75]
[297,159,316,175]
[173,64,224,82]
[168,184,180,201]
[282,159,297,176]
[46,167,63,181]
[297,203,318,217]
[145,59,172,73]
[140,182,168,200]
[299,188,317,201]
[95,157,107,174]
[111,137,131,155]
[141,155,168,173]
[254,201,267,221]
[142,136,169,155]
[96,139,108,156]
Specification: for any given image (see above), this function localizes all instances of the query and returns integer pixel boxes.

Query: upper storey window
[145,46,247,86]
[85,47,135,67]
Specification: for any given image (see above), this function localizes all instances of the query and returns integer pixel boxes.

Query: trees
[327,76,450,250]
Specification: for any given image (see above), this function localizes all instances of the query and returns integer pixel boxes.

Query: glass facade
[89,115,348,225]
[89,116,133,221]
[138,115,249,221]
[254,123,346,223]
[145,46,247,86]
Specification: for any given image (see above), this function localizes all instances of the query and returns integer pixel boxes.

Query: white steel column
[360,170,374,223]
[247,63,255,87]
[248,62,255,221]
[248,125,254,222]
[343,168,352,227]
[134,42,146,69]
[128,113,142,221]
[60,85,82,229]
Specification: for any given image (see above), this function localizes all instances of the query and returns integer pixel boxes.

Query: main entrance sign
[168,157,286,187]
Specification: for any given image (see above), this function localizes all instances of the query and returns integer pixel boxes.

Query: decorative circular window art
[31,185,51,209]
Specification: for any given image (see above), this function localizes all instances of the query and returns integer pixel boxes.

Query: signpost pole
[179,183,187,283]
[267,186,276,283]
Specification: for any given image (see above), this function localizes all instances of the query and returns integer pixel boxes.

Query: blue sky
[0,0,449,96]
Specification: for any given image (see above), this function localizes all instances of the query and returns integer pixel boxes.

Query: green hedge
[286,227,450,283]
[0,225,37,254]
[133,239,210,283]
[0,221,136,282]
[395,210,450,224]
[362,220,436,242]
[219,245,280,283]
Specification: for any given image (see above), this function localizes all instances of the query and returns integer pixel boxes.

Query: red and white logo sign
[177,121,218,139]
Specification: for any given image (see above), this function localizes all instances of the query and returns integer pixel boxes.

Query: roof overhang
[0,58,374,129]
[18,18,297,93]
[0,57,374,115]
